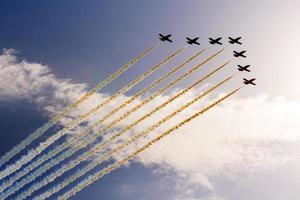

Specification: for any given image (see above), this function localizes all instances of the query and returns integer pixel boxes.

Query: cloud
[0,49,88,118]
[137,95,300,189]
[0,49,299,196]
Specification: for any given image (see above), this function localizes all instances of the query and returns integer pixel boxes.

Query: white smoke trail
[14,64,231,200]
[0,47,184,181]
[0,48,203,197]
[1,48,223,199]
[0,48,186,199]
[7,47,222,193]
[58,87,241,200]
[37,76,237,200]
[0,43,160,169]
[0,49,205,194]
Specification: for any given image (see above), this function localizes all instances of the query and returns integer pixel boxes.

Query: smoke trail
[1,49,223,199]
[0,49,205,192]
[0,43,160,169]
[17,72,232,200]
[79,62,232,168]
[55,88,240,200]
[0,48,186,199]
[0,47,184,181]
[0,49,204,195]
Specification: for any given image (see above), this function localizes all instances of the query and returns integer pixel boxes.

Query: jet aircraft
[228,37,242,44]
[186,37,200,45]
[243,78,256,85]
[159,34,173,43]
[238,65,251,72]
[233,50,246,58]
[209,37,222,45]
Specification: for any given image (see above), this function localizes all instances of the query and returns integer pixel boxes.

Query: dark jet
[159,34,173,43]
[233,50,247,58]
[209,37,222,45]
[238,65,251,72]
[186,37,200,45]
[243,78,256,85]
[228,37,242,45]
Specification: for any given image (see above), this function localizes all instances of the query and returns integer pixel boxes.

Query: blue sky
[0,1,300,200]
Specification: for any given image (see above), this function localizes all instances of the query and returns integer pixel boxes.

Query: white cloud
[0,49,299,197]
[137,95,300,189]
[0,49,88,118]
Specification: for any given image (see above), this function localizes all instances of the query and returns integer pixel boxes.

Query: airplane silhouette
[186,37,200,45]
[238,65,251,72]
[233,51,246,58]
[228,37,242,45]
[209,37,222,45]
[243,78,256,85]
[159,34,173,43]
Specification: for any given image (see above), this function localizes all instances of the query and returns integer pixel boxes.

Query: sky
[0,0,300,200]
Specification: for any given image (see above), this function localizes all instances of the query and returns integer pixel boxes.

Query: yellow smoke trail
[51,43,162,123]
[0,49,205,195]
[90,62,232,157]
[90,49,206,127]
[84,48,225,141]
[58,87,241,200]
[37,49,226,181]
[0,43,160,168]
[86,75,235,164]
[29,73,233,200]
[7,50,225,199]
[52,48,222,157]
[1,47,186,200]
[0,47,184,182]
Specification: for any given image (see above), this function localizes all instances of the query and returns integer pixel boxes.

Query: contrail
[46,84,241,200]
[0,49,204,196]
[0,47,184,181]
[0,43,160,169]
[0,48,223,199]
[16,68,232,200]
[0,49,205,194]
